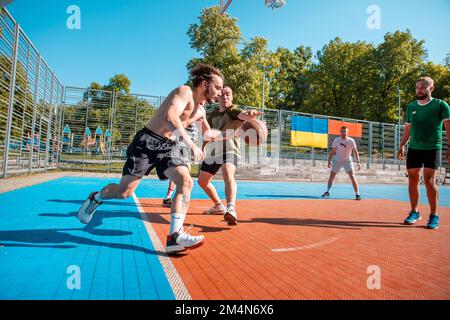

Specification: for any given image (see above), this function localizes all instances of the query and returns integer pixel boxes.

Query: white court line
[132,194,192,300]
[271,237,340,253]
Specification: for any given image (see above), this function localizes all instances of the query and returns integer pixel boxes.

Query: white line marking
[271,237,339,253]
[132,194,191,300]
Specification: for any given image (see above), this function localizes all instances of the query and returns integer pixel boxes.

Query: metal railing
[1,8,64,178]
[59,86,164,173]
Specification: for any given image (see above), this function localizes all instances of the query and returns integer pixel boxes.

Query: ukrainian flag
[290,116,328,148]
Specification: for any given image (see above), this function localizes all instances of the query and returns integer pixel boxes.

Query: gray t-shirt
[332,137,357,162]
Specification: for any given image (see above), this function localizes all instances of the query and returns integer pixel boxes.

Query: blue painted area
[134,178,450,208]
[0,178,174,300]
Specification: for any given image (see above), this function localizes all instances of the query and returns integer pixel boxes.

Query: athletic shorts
[331,159,354,174]
[200,154,239,175]
[406,148,441,170]
[122,127,190,180]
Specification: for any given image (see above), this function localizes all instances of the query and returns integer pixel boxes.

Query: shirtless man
[77,63,232,254]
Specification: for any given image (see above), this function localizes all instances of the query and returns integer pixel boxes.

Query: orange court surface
[140,197,450,300]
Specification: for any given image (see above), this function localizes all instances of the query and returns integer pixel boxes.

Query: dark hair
[223,85,233,91]
[341,126,349,131]
[191,63,224,87]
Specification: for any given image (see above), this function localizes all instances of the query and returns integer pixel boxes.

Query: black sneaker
[355,194,362,201]
[322,192,330,198]
[162,198,172,208]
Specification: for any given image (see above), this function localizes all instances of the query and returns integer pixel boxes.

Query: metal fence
[57,89,414,174]
[59,86,164,173]
[1,8,64,178]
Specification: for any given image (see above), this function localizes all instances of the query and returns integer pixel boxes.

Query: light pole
[257,64,272,112]
[397,87,402,142]
[397,86,402,167]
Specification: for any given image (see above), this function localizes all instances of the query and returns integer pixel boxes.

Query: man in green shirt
[398,77,450,229]
[198,85,262,225]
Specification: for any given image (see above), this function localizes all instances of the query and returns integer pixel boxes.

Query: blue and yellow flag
[290,116,328,148]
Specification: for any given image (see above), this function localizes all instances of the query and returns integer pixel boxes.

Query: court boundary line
[132,193,192,300]
[271,237,340,253]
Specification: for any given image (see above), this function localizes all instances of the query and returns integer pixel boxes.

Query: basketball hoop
[264,0,286,9]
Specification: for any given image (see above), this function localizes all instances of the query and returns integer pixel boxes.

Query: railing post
[108,91,116,173]
[56,85,65,164]
[29,54,41,174]
[311,114,315,167]
[19,41,32,167]
[2,22,20,178]
[45,73,55,172]
[278,109,282,161]
[368,122,373,169]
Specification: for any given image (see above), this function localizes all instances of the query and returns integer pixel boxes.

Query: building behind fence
[1,8,448,178]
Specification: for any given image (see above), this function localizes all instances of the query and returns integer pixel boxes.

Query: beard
[416,93,428,100]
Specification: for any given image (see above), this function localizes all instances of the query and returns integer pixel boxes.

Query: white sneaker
[78,192,102,225]
[166,229,205,254]
[203,203,226,215]
[224,205,238,226]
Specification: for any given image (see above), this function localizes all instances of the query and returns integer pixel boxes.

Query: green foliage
[186,7,449,123]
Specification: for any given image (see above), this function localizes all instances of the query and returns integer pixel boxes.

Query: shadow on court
[249,195,323,199]
[1,210,167,256]
[238,217,408,230]
[39,210,145,229]
[0,227,166,255]
[47,199,162,208]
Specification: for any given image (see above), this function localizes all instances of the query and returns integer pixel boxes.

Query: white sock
[227,202,235,208]
[94,192,103,203]
[170,213,186,235]
[165,189,174,199]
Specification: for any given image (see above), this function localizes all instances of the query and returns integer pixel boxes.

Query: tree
[419,62,450,103]
[186,7,447,123]
[103,74,131,93]
[269,46,313,110]
[368,30,426,122]
[187,6,253,106]
[302,38,375,120]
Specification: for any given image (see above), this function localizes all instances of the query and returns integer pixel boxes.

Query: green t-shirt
[205,104,244,157]
[405,98,450,150]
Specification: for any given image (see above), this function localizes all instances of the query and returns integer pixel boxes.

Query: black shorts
[200,154,239,175]
[122,127,190,180]
[406,148,441,170]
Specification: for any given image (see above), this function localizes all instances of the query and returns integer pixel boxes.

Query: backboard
[220,0,286,15]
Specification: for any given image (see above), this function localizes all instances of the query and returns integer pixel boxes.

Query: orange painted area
[328,120,363,137]
[140,198,450,300]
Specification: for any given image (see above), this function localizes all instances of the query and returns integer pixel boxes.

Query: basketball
[241,119,268,146]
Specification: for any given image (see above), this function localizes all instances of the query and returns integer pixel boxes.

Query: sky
[5,0,450,96]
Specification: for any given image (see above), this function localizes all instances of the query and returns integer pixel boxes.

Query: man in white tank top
[322,126,362,200]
